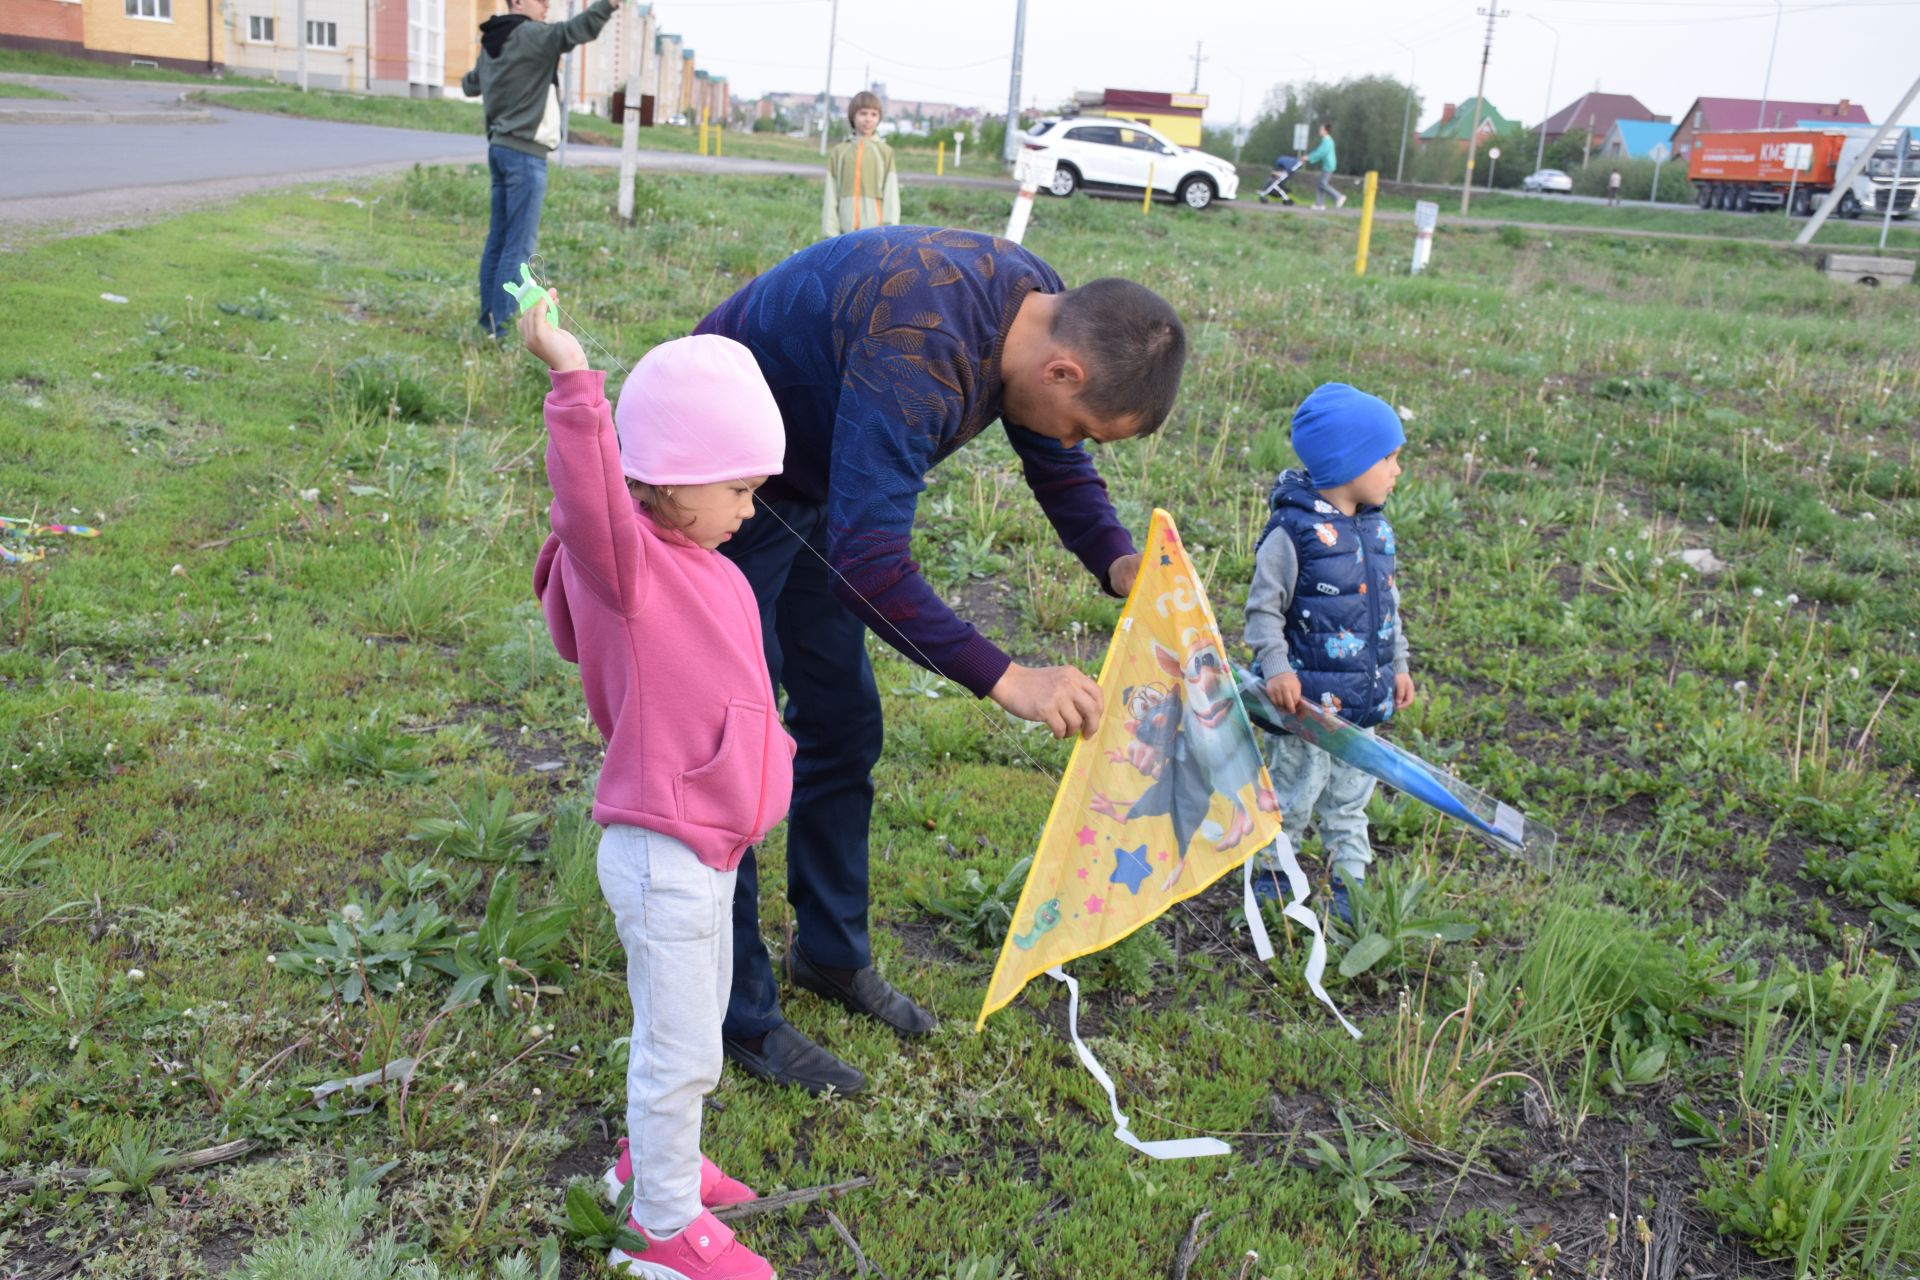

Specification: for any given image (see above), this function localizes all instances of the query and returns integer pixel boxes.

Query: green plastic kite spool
[503,263,560,328]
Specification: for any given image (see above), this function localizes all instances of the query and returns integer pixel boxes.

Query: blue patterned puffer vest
[1254,469,1400,728]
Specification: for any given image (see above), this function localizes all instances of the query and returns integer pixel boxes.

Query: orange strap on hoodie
[851,139,866,230]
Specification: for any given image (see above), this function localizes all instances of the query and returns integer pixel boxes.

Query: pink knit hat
[613,334,785,485]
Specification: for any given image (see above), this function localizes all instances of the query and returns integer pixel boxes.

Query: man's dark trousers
[720,495,885,1039]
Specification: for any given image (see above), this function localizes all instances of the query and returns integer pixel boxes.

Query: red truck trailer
[1688,128,1918,217]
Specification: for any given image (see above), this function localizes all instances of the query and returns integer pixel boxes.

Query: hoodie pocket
[676,699,769,836]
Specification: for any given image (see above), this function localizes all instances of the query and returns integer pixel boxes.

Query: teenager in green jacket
[463,0,615,337]
[822,91,900,237]
[1301,122,1345,209]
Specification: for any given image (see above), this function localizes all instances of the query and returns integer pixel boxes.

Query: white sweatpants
[597,824,736,1234]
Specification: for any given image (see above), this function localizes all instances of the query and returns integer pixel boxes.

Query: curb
[0,107,213,124]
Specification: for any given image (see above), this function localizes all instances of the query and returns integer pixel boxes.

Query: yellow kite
[979,509,1282,1028]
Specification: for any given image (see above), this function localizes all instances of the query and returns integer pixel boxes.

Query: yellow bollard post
[1354,171,1380,276]
[937,139,945,176]
[1143,163,1154,214]
[699,106,710,157]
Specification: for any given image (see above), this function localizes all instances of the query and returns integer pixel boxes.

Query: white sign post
[1647,141,1671,205]
[1411,200,1438,274]
[1005,150,1056,244]
[1487,145,1501,189]
[1782,141,1812,218]
[1293,122,1309,153]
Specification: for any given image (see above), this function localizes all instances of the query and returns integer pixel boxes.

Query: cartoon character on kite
[1012,897,1062,950]
[1090,632,1278,889]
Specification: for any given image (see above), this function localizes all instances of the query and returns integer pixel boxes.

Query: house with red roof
[1540,92,1662,144]
[1670,95,1870,157]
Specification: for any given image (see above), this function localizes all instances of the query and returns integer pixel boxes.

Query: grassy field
[0,47,212,83]
[1363,187,1920,250]
[3,167,1918,1280]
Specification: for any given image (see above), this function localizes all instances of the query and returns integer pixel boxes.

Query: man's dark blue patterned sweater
[694,226,1136,697]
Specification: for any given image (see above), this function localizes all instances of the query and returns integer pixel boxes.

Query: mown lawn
[2,167,1918,1280]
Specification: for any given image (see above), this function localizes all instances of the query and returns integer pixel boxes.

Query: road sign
[1411,200,1438,274]
[1488,146,1501,160]
[1647,142,1671,164]
[1293,122,1309,152]
[1783,142,1813,171]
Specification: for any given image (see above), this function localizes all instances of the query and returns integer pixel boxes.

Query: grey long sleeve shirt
[1244,530,1410,681]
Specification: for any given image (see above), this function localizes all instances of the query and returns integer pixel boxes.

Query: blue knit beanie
[1290,382,1406,489]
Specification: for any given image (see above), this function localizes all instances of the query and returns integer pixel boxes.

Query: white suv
[1022,116,1239,210]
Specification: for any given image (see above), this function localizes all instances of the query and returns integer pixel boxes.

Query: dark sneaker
[785,946,937,1038]
[723,1022,865,1097]
[1249,868,1288,901]
[1329,879,1354,926]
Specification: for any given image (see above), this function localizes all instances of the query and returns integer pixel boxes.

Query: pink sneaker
[608,1208,775,1280]
[603,1138,759,1210]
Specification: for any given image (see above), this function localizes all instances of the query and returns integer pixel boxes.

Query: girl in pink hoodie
[521,292,793,1280]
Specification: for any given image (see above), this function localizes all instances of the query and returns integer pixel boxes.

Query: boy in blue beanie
[1243,383,1416,923]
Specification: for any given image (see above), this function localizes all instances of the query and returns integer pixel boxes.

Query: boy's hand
[518,288,589,373]
[1394,672,1417,710]
[1266,671,1303,714]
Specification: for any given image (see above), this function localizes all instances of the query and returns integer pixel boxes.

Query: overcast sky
[654,0,1916,131]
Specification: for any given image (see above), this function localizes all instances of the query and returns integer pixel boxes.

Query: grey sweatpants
[598,824,737,1233]
[1254,730,1377,883]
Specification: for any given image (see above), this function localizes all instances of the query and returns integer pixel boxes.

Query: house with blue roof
[1600,119,1677,160]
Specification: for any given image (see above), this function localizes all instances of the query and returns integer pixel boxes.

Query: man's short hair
[1049,278,1186,435]
[847,91,882,128]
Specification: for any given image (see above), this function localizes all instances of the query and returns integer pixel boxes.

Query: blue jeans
[718,496,885,1039]
[477,143,550,337]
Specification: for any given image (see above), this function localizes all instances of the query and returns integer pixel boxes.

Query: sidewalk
[0,74,219,124]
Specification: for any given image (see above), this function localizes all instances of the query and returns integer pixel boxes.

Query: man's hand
[1266,671,1303,714]
[1108,552,1142,597]
[990,662,1103,739]
[518,287,589,373]
[1394,672,1417,710]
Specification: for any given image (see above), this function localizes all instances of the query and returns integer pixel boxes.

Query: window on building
[249,14,274,40]
[306,19,337,48]
[124,0,172,19]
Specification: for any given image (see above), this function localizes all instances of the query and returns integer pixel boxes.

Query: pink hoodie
[532,369,794,871]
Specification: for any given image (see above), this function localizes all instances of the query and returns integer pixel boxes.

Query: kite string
[517,258,1076,788]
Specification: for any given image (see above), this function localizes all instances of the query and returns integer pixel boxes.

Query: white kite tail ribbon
[1241,831,1363,1040]
[1046,967,1231,1161]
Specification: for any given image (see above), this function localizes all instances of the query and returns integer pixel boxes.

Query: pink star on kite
[1076,826,1096,847]
[1157,849,1170,862]
[1077,867,1089,880]
[1084,894,1105,915]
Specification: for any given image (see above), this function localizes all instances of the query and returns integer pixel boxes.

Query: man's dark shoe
[785,946,938,1038]
[723,1022,866,1097]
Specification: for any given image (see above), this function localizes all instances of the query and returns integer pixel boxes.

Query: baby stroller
[1258,155,1302,205]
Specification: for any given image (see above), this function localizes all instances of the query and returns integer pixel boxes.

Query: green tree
[1242,76,1421,179]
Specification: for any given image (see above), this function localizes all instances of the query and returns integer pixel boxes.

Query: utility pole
[1756,0,1782,131]
[1389,37,1415,184]
[296,0,307,90]
[1189,41,1206,94]
[1526,14,1558,177]
[1797,73,1920,246]
[818,0,839,156]
[1001,0,1027,165]
[1459,5,1508,216]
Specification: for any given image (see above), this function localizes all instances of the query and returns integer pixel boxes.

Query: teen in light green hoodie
[462,0,615,337]
[821,91,900,237]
